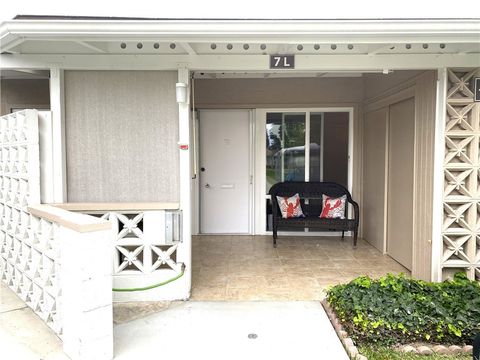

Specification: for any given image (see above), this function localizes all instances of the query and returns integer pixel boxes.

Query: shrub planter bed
[324,273,480,359]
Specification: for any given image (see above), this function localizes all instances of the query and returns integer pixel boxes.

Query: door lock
[205,183,211,188]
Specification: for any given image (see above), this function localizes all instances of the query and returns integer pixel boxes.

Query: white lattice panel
[442,69,480,281]
[0,110,62,334]
[100,210,183,276]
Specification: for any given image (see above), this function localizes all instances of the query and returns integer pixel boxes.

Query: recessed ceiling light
[137,43,143,49]
[170,43,176,50]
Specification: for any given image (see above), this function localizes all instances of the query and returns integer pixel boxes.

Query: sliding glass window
[265,110,349,231]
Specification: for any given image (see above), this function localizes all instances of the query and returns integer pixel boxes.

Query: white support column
[431,68,447,282]
[177,66,192,298]
[49,68,67,202]
[59,226,113,360]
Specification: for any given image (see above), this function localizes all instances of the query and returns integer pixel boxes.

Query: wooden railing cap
[28,204,111,233]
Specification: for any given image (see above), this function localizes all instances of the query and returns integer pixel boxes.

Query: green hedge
[326,273,480,345]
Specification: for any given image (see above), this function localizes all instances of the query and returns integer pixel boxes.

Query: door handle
[205,183,211,188]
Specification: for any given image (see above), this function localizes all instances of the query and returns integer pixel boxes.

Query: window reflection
[266,113,306,193]
[309,113,323,182]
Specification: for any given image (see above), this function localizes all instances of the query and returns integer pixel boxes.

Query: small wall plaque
[270,55,295,69]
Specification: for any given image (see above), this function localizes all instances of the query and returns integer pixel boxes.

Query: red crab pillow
[320,195,346,219]
[276,193,305,219]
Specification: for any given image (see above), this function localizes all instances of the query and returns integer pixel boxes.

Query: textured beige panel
[195,77,364,107]
[412,71,436,281]
[387,97,415,270]
[0,79,50,115]
[362,107,388,252]
[361,70,436,280]
[65,71,179,202]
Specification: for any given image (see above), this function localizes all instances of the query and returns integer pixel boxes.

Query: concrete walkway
[114,301,349,360]
[0,283,68,359]
[2,283,348,360]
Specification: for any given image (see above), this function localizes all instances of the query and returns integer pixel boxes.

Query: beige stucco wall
[64,70,179,203]
[195,77,364,107]
[0,79,50,116]
[363,71,424,101]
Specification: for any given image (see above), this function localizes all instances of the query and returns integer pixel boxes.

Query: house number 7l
[270,55,295,69]
[274,57,289,67]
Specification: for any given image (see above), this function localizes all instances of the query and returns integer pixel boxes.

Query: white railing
[0,111,114,360]
[0,110,189,360]
[1,208,62,334]
[28,204,113,360]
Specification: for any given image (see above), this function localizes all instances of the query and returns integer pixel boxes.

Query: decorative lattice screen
[101,211,183,276]
[442,69,480,281]
[0,110,62,334]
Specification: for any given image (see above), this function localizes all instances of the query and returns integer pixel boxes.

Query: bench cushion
[276,193,305,218]
[320,195,346,219]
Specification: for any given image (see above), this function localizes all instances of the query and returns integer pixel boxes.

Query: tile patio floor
[191,235,409,301]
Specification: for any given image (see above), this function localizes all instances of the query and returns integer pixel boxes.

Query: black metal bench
[269,181,359,247]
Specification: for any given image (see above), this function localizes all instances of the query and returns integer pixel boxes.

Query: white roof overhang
[1,19,479,71]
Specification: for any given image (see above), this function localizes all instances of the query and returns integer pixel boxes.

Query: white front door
[199,110,251,234]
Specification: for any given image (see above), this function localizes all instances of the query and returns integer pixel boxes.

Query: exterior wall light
[176,82,188,104]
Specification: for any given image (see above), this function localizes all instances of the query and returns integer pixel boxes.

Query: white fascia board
[1,19,480,51]
[1,53,479,71]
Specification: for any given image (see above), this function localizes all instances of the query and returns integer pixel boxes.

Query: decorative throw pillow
[276,193,305,219]
[320,195,346,219]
